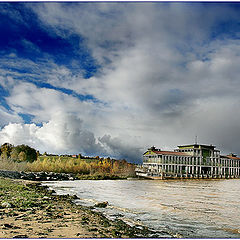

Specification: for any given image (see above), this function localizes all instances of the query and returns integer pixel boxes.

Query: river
[43,179,240,238]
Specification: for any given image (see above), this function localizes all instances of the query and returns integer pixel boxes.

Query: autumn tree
[14,145,37,162]
[0,143,38,163]
[0,143,13,160]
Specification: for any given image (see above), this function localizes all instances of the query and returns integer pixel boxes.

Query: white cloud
[0,113,102,155]
[6,81,97,123]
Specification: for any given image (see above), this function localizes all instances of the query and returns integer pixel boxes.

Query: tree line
[0,143,136,178]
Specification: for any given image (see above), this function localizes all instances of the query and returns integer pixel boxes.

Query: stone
[3,223,13,228]
[94,201,108,208]
[72,195,78,199]
[13,234,28,238]
[1,202,12,208]
[43,196,50,200]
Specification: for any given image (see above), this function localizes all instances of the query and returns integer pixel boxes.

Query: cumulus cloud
[0,113,100,154]
[0,112,141,162]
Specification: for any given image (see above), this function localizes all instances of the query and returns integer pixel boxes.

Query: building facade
[135,144,240,179]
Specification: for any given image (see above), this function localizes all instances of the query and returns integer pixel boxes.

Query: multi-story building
[135,144,240,179]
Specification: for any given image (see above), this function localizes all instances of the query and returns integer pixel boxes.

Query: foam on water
[42,179,240,238]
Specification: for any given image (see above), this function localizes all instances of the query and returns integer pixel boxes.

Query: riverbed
[43,179,240,238]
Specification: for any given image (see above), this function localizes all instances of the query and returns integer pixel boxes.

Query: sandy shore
[0,177,155,238]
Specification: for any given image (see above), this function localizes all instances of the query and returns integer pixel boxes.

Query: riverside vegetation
[0,143,136,179]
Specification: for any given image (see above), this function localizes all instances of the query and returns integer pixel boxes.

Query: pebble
[13,234,28,238]
[43,196,50,200]
[1,202,12,208]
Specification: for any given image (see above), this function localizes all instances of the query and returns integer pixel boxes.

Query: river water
[43,179,240,238]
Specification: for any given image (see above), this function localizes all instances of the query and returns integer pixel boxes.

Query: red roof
[225,155,240,160]
[152,150,190,156]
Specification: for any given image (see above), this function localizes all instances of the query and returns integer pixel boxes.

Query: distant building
[135,144,240,179]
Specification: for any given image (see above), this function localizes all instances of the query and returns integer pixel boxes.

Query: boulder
[94,201,108,208]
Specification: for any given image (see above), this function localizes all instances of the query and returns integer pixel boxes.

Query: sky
[1,2,240,163]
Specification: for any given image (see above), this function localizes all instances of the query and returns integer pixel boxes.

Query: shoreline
[0,177,158,238]
[0,169,132,181]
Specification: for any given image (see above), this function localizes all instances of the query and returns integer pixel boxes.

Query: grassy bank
[0,177,154,238]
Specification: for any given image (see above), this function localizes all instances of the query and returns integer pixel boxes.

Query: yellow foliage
[26,156,136,177]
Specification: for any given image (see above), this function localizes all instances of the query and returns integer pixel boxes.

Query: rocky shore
[0,177,160,238]
[0,170,130,181]
[0,170,78,181]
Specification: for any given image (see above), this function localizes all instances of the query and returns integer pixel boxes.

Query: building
[135,144,240,179]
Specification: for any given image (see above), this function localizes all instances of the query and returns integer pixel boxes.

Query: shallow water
[43,179,240,238]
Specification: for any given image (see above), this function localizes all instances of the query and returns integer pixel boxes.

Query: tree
[0,143,13,159]
[10,148,19,161]
[18,151,27,162]
[11,144,38,162]
[36,151,40,157]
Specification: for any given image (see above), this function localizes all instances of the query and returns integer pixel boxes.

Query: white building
[136,144,240,179]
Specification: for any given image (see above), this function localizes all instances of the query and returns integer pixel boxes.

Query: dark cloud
[99,134,142,163]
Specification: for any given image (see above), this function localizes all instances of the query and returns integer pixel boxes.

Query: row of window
[145,164,240,175]
[210,158,239,167]
[144,155,240,167]
[176,149,220,157]
[143,155,201,165]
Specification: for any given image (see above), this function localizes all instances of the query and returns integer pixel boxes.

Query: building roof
[152,150,190,156]
[226,155,240,160]
[220,155,240,160]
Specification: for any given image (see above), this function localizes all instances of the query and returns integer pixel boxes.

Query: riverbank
[0,170,132,181]
[0,177,156,238]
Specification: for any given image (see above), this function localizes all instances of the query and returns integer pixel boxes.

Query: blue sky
[0,3,98,106]
[1,2,240,162]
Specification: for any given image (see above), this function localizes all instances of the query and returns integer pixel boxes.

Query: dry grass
[26,156,136,177]
[0,155,136,178]
[0,158,28,171]
[27,157,91,174]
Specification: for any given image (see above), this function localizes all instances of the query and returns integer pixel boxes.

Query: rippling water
[43,179,240,238]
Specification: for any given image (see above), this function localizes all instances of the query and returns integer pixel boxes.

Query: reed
[0,158,28,171]
[26,156,136,177]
